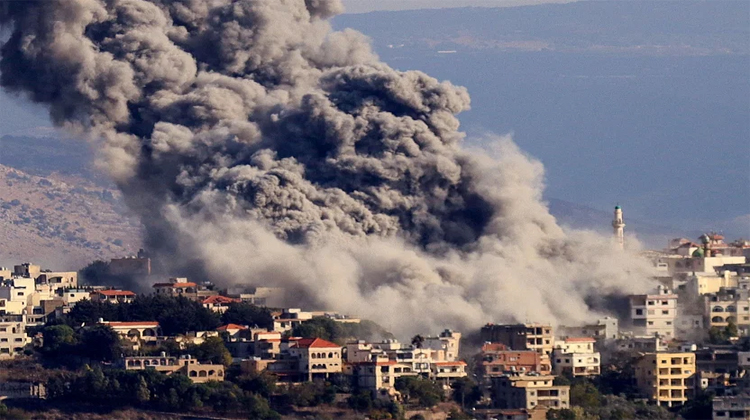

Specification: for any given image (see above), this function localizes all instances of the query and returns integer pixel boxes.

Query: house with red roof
[99,320,161,350]
[202,295,240,314]
[287,337,343,381]
[91,289,136,304]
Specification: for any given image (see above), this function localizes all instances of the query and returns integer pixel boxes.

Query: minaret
[612,205,625,250]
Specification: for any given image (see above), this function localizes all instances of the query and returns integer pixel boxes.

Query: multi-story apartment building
[353,356,418,398]
[480,343,551,378]
[423,329,461,362]
[558,317,618,342]
[481,323,554,356]
[0,321,30,359]
[634,352,696,407]
[705,288,750,335]
[493,374,570,411]
[713,396,750,420]
[552,338,600,377]
[629,285,678,338]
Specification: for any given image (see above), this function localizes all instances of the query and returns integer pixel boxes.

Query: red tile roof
[216,324,247,331]
[434,361,467,366]
[482,343,509,352]
[153,282,197,288]
[293,337,340,349]
[96,290,136,297]
[202,296,240,305]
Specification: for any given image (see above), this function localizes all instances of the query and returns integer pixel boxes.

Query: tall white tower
[612,205,625,250]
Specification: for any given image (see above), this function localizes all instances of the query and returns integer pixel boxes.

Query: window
[666,321,672,325]
[661,301,668,305]
[648,301,655,306]
[648,321,654,325]
[662,310,669,315]
[636,309,643,315]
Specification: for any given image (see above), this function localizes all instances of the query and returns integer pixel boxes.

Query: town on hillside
[0,218,748,419]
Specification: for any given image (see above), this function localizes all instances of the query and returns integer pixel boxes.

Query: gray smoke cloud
[0,0,656,337]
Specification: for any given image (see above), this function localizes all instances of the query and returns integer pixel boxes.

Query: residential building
[634,352,696,407]
[480,343,551,378]
[558,317,618,341]
[481,323,554,356]
[287,337,343,381]
[432,361,468,385]
[272,308,314,333]
[713,396,750,420]
[153,278,198,298]
[12,264,40,279]
[109,253,151,276]
[35,271,77,290]
[696,348,739,374]
[552,338,600,377]
[493,373,570,411]
[354,358,417,398]
[0,268,10,281]
[629,285,678,338]
[0,321,30,359]
[99,320,161,347]
[202,295,240,314]
[91,290,136,304]
[705,289,750,335]
[423,329,461,361]
[121,354,225,383]
[60,289,92,306]
[236,287,285,307]
[616,335,667,353]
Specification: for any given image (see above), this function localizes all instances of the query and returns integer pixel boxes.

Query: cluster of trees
[45,366,280,419]
[290,317,394,344]
[61,296,275,337]
[708,320,739,344]
[394,376,445,408]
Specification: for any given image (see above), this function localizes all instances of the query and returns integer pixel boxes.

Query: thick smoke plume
[0,0,655,336]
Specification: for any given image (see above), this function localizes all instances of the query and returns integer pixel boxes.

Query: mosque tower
[612,205,625,250]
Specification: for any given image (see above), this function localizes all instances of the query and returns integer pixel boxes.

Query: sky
[341,0,574,13]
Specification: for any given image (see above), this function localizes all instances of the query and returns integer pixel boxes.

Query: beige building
[423,329,461,362]
[153,278,198,298]
[202,296,240,313]
[287,337,343,381]
[122,355,225,383]
[552,338,600,377]
[354,358,418,398]
[0,321,29,359]
[634,352,696,407]
[432,361,468,385]
[493,374,570,411]
[629,285,678,338]
[91,290,136,304]
[705,289,750,335]
[100,321,161,348]
[481,324,554,356]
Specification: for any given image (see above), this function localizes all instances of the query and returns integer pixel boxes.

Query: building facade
[634,352,696,407]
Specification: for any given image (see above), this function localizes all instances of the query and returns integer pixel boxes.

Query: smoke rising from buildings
[0,0,655,336]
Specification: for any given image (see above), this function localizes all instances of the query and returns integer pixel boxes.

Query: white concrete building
[552,338,600,377]
[629,285,678,338]
[423,329,461,362]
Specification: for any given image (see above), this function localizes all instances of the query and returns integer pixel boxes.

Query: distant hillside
[0,135,99,182]
[0,164,141,270]
[334,1,749,55]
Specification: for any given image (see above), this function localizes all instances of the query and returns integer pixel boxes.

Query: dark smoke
[0,0,656,336]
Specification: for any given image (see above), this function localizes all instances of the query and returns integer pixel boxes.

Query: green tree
[245,393,281,420]
[679,390,714,420]
[395,376,443,408]
[136,376,151,404]
[79,325,124,362]
[221,303,273,330]
[451,377,481,408]
[189,337,232,366]
[40,324,77,354]
[570,381,601,409]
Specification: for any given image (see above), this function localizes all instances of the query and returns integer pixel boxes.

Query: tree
[221,303,273,330]
[451,377,481,408]
[395,376,443,408]
[679,390,714,420]
[40,325,77,354]
[188,337,232,366]
[78,325,124,362]
[136,376,151,404]
[570,381,601,409]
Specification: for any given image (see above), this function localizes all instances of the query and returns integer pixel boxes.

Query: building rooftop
[153,282,197,288]
[216,324,247,331]
[104,321,159,327]
[202,296,240,305]
[292,337,340,349]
